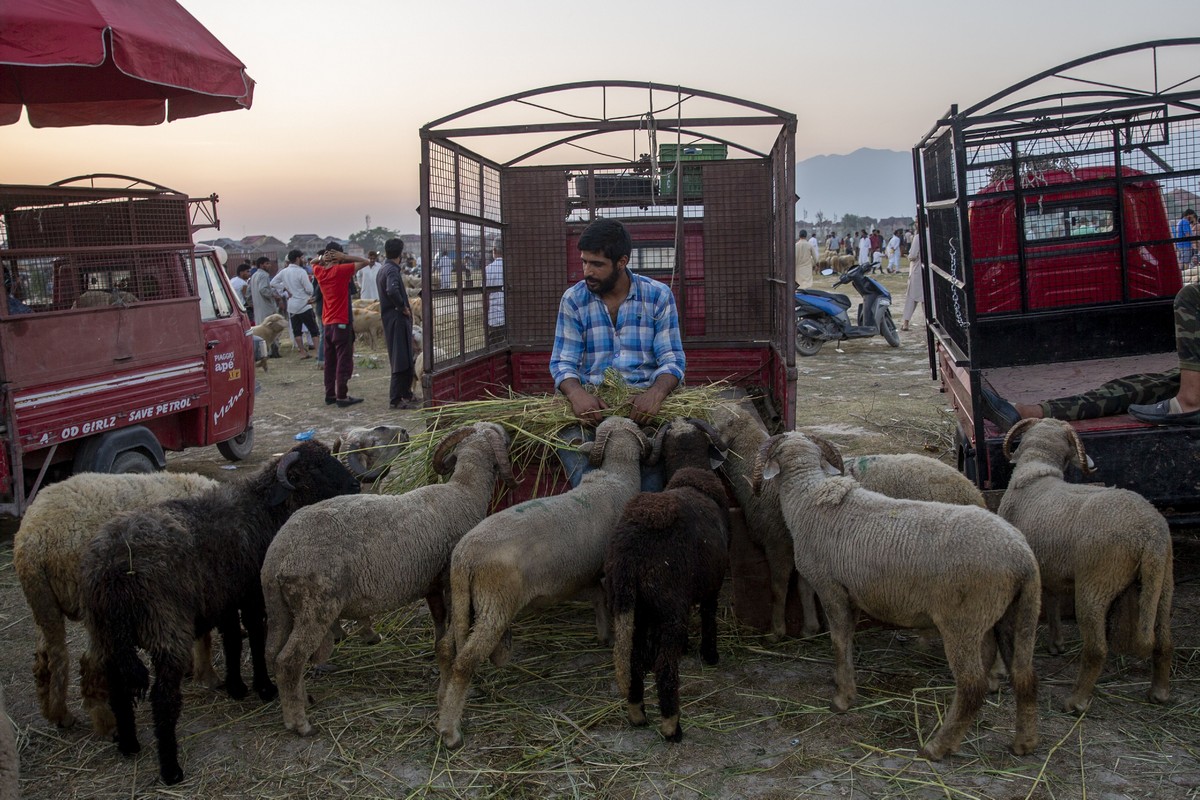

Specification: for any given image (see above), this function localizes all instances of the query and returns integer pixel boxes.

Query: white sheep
[13,471,219,734]
[262,423,516,737]
[845,453,986,507]
[435,416,651,748]
[753,431,1041,760]
[712,400,988,639]
[998,418,1173,713]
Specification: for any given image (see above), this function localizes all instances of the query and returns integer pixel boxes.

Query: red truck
[0,175,256,517]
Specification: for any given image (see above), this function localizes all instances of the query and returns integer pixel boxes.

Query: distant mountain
[796,148,916,222]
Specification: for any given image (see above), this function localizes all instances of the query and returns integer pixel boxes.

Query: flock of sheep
[2,399,1176,791]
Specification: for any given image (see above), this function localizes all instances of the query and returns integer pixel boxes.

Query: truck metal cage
[419,81,798,428]
[914,39,1200,518]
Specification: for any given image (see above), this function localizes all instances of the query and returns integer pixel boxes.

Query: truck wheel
[110,450,158,474]
[879,310,901,347]
[217,428,255,462]
[796,334,823,357]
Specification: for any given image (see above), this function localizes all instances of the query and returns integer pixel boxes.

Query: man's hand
[560,379,608,426]
[629,386,668,425]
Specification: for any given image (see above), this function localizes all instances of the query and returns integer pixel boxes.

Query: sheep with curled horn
[752,431,1041,760]
[998,418,1173,713]
[436,416,651,749]
[262,422,517,737]
[81,441,361,785]
[333,424,411,482]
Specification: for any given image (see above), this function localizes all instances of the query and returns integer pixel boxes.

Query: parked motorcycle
[795,264,900,356]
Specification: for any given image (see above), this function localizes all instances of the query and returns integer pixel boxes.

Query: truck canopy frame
[418,80,798,428]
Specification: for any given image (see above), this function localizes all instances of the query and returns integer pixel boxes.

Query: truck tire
[217,427,254,462]
[879,310,901,347]
[109,449,158,474]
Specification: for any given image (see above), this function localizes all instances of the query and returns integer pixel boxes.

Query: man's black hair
[577,218,632,265]
[799,229,808,239]
[326,241,345,253]
[286,249,303,263]
[1186,208,1197,218]
[236,262,252,274]
[384,237,404,259]
[254,256,270,267]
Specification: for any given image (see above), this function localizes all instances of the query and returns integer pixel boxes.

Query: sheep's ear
[760,459,780,481]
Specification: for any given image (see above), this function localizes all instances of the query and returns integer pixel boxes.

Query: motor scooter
[794,263,900,356]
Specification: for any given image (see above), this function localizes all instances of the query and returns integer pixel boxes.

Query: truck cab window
[195,255,232,320]
[1024,204,1115,242]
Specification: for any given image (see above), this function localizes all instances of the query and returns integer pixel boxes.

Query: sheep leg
[216,612,248,700]
[998,573,1041,756]
[29,597,76,728]
[276,619,333,737]
[435,629,456,706]
[241,605,277,702]
[764,539,805,639]
[655,619,687,743]
[699,593,720,666]
[625,615,651,727]
[1044,592,1065,655]
[489,628,513,668]
[32,614,76,734]
[191,632,220,689]
[148,651,187,785]
[437,620,509,749]
[818,588,857,712]
[80,645,116,737]
[1149,575,1174,704]
[1064,594,1109,713]
[426,589,448,643]
[922,628,989,760]
[106,653,141,755]
[591,588,612,646]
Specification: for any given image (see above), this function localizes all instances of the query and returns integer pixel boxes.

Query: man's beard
[585,270,619,295]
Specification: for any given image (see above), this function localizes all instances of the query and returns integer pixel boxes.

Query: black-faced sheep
[999,418,1173,713]
[262,423,516,737]
[435,416,651,748]
[0,686,17,800]
[332,424,410,481]
[80,441,360,785]
[13,471,218,734]
[607,466,730,742]
[753,432,1041,760]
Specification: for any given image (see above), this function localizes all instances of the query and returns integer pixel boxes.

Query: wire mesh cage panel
[0,183,197,313]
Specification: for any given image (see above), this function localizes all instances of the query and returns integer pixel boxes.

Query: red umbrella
[0,0,254,128]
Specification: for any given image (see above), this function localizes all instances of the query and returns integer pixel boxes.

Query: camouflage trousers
[1044,282,1200,420]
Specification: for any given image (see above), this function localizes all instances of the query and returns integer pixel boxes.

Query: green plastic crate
[658,143,726,198]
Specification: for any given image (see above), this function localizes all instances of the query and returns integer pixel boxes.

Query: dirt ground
[2,271,1199,799]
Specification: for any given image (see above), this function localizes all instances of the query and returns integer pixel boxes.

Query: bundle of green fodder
[376,370,729,499]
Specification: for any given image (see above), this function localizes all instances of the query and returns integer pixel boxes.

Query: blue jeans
[556,424,663,492]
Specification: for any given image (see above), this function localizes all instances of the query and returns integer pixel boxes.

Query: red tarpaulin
[0,0,254,127]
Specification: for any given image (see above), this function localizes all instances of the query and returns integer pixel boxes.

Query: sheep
[998,418,1173,713]
[752,431,1041,760]
[332,424,410,481]
[13,471,219,735]
[80,441,361,785]
[72,289,138,308]
[352,298,380,312]
[435,416,651,748]
[262,423,516,737]
[845,453,987,507]
[607,457,729,741]
[409,296,423,327]
[709,400,821,639]
[711,401,989,640]
[250,313,289,371]
[0,686,18,800]
[352,309,384,350]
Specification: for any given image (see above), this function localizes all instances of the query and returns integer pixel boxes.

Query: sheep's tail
[85,567,150,702]
[607,557,638,702]
[1133,538,1171,658]
[999,566,1041,684]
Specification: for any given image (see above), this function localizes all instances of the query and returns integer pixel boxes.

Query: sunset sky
[2,1,1194,240]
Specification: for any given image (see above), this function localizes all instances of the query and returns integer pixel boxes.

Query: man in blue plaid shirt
[551,218,686,427]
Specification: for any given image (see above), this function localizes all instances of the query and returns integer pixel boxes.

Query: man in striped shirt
[550,218,686,427]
